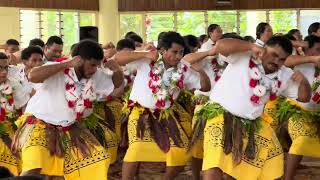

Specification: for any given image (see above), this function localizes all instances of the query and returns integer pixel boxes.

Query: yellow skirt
[124,104,192,166]
[93,99,123,164]
[203,114,284,180]
[17,115,110,179]
[288,114,320,157]
[0,120,20,175]
[192,105,204,159]
[263,100,279,130]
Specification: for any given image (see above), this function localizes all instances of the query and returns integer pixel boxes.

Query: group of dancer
[0,21,319,180]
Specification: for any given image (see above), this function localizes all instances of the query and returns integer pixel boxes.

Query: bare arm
[214,39,264,57]
[28,56,81,83]
[291,71,311,102]
[183,49,215,64]
[114,51,158,66]
[191,63,211,92]
[104,59,124,89]
[285,55,319,68]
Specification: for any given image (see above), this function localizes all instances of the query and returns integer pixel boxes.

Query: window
[80,12,96,26]
[146,13,174,42]
[299,10,320,37]
[239,11,267,37]
[40,11,60,45]
[20,10,41,48]
[269,10,297,35]
[207,11,237,34]
[61,12,79,53]
[119,14,143,39]
[20,10,96,51]
[177,12,205,36]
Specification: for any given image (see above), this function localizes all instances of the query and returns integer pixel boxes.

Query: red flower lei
[148,60,188,109]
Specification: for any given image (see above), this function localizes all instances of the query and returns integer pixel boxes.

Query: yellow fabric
[192,105,204,159]
[18,115,110,179]
[288,114,320,157]
[124,104,192,166]
[203,114,284,180]
[263,100,279,130]
[0,114,23,176]
[93,99,122,164]
[0,138,19,175]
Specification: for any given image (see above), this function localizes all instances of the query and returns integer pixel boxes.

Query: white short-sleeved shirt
[255,39,265,47]
[200,38,214,52]
[294,63,320,111]
[8,64,42,95]
[25,62,114,126]
[6,78,31,109]
[126,59,201,109]
[210,51,299,120]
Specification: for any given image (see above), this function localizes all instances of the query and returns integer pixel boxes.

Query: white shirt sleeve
[181,60,201,90]
[92,69,114,99]
[10,79,30,109]
[279,67,299,100]
[224,51,252,64]
[126,58,151,72]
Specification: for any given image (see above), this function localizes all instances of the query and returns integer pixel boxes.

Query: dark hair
[116,39,135,51]
[288,29,300,36]
[256,22,270,39]
[46,36,63,47]
[21,46,43,61]
[304,35,320,49]
[207,24,220,37]
[70,43,77,52]
[158,31,185,50]
[308,22,320,35]
[0,166,14,178]
[29,38,45,48]
[183,35,200,55]
[157,32,167,50]
[126,34,143,44]
[222,32,243,40]
[199,34,208,44]
[0,52,8,59]
[243,35,255,43]
[6,39,19,46]
[71,40,103,61]
[184,35,200,49]
[266,36,293,55]
[284,34,297,41]
[124,31,137,39]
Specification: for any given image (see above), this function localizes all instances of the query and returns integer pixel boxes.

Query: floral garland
[210,57,226,82]
[0,81,14,121]
[248,57,282,105]
[148,59,188,109]
[64,68,96,120]
[311,67,320,103]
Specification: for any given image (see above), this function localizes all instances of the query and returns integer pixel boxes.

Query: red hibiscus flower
[106,95,113,102]
[0,108,5,121]
[250,95,260,104]
[83,99,93,108]
[26,116,36,124]
[155,100,166,108]
[64,69,70,74]
[249,60,256,68]
[177,80,184,89]
[269,93,277,101]
[312,92,320,103]
[76,112,84,120]
[8,97,14,106]
[67,101,74,108]
[65,83,74,90]
[249,79,258,88]
[215,76,221,82]
[183,65,188,72]
[277,81,282,88]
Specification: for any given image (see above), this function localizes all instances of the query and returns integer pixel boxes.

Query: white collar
[255,39,265,47]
